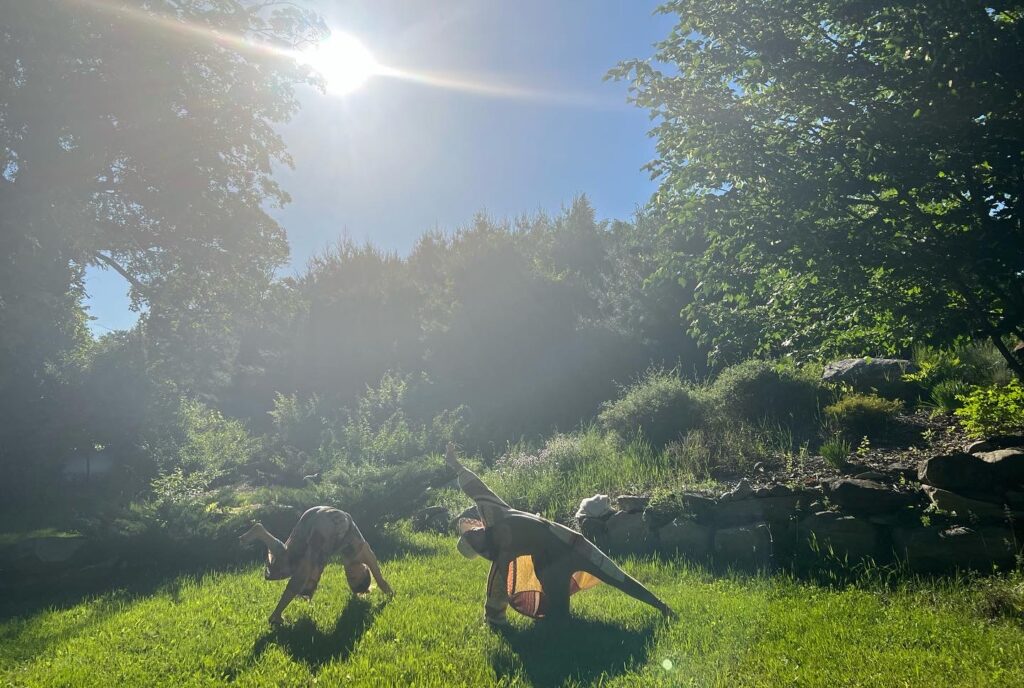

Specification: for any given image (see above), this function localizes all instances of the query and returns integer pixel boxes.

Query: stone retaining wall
[575,436,1024,575]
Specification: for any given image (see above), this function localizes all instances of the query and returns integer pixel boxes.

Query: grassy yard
[2,528,1023,687]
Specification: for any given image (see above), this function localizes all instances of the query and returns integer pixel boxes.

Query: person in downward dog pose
[240,506,393,625]
[446,444,674,626]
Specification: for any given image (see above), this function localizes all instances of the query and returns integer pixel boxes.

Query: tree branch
[93,252,147,294]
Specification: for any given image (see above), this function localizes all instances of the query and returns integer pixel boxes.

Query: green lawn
[2,529,1023,687]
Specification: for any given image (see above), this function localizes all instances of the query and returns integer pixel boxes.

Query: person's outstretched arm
[356,542,394,595]
[446,443,510,525]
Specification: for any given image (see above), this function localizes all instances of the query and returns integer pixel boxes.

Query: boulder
[575,494,613,520]
[798,511,880,564]
[715,494,802,527]
[722,479,753,501]
[606,511,655,554]
[828,478,919,515]
[578,516,608,544]
[975,449,1024,487]
[821,357,918,391]
[713,523,773,570]
[917,452,997,493]
[922,486,1023,523]
[658,519,713,561]
[853,471,887,482]
[616,495,650,514]
[412,506,451,533]
[643,492,717,528]
[457,505,481,521]
[892,525,1019,572]
[965,435,1024,455]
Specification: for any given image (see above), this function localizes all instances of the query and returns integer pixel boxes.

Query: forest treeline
[2,1,1021,515]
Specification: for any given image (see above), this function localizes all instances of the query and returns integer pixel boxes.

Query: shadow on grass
[251,595,386,671]
[492,616,656,686]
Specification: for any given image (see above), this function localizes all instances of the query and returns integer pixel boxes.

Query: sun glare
[299,31,378,96]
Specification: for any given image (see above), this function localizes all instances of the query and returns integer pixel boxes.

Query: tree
[613,1,1024,375]
[0,0,324,499]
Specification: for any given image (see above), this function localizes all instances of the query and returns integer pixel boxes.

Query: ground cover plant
[3,528,1024,687]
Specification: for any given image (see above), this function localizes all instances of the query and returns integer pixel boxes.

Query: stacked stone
[575,437,1024,574]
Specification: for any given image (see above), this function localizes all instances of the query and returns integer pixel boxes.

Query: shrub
[144,398,260,482]
[820,436,852,470]
[824,393,902,441]
[954,379,1024,438]
[598,369,706,448]
[928,379,972,415]
[908,341,1014,396]
[707,359,823,433]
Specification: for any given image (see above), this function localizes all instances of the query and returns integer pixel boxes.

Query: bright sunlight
[298,30,378,96]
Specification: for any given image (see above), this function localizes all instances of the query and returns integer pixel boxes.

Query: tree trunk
[991,333,1024,382]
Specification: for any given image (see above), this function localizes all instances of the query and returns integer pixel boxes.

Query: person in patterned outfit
[240,506,393,625]
[446,444,673,626]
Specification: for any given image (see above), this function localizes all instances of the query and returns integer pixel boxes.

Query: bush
[954,379,1024,438]
[824,393,902,441]
[707,359,823,432]
[907,341,1015,399]
[928,379,972,415]
[598,369,706,448]
[144,398,260,482]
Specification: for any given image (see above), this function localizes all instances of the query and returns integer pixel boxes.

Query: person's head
[345,562,372,594]
[457,527,488,559]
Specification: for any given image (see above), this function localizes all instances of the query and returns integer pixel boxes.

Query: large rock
[578,516,608,544]
[892,525,1019,572]
[412,506,451,533]
[798,511,880,565]
[721,479,754,501]
[713,523,773,570]
[606,511,655,554]
[616,495,650,514]
[975,449,1024,487]
[822,357,918,390]
[715,493,802,527]
[922,486,1024,523]
[576,494,613,520]
[917,452,997,493]
[643,492,718,528]
[828,478,919,515]
[965,435,1024,455]
[658,519,713,561]
[457,505,481,522]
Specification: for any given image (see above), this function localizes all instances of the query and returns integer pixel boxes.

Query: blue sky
[84,1,674,334]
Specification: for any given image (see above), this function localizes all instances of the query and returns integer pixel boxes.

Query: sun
[298,31,378,96]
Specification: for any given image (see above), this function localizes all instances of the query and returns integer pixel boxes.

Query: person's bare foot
[484,612,510,628]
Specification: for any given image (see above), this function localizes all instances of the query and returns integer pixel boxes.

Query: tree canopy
[0,0,324,498]
[613,1,1024,374]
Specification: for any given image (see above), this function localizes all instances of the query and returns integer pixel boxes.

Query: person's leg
[571,545,673,616]
[536,561,572,622]
[485,556,511,626]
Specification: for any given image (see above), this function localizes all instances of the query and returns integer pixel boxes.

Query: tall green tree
[0,0,323,498]
[614,1,1024,374]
